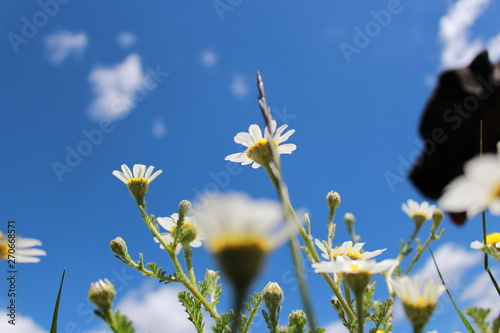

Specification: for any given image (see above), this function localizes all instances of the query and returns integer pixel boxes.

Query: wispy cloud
[487,34,500,61]
[324,320,348,333]
[115,282,196,333]
[415,242,479,283]
[152,118,167,138]
[88,54,144,121]
[230,73,249,98]
[0,311,47,333]
[45,31,88,64]
[439,0,493,68]
[461,267,500,315]
[117,32,137,49]
[199,49,218,67]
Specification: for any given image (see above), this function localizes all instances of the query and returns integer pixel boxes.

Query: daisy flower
[112,164,162,204]
[156,213,205,254]
[470,232,500,250]
[313,255,398,295]
[312,255,398,276]
[390,276,445,331]
[315,240,386,261]
[402,199,436,226]
[225,120,296,168]
[439,154,500,218]
[0,232,47,263]
[194,192,289,291]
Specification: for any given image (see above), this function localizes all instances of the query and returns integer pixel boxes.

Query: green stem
[264,165,355,321]
[355,291,364,333]
[397,223,422,264]
[135,205,225,327]
[183,246,197,286]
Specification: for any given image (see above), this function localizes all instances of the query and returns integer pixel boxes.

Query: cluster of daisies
[111,119,476,330]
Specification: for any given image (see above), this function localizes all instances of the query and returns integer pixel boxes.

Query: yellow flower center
[125,177,150,185]
[333,246,363,260]
[411,212,428,226]
[486,232,500,246]
[349,264,360,271]
[0,243,8,260]
[170,222,199,243]
[246,139,279,166]
[491,182,500,199]
[209,234,271,253]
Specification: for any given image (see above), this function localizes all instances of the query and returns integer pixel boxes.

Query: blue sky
[1,1,500,332]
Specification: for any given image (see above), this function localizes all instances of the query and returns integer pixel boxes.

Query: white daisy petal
[0,233,46,263]
[249,124,263,142]
[439,154,500,218]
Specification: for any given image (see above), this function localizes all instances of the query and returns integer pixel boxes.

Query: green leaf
[113,309,136,333]
[50,269,66,333]
[212,311,234,333]
[465,307,490,333]
[178,291,205,333]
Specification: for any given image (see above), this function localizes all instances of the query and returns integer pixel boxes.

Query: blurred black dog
[409,50,500,225]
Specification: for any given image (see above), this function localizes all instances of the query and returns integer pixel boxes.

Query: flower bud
[178,200,192,218]
[326,191,341,210]
[88,278,116,310]
[263,281,283,310]
[110,237,128,257]
[344,212,355,226]
[288,310,307,328]
[431,209,443,227]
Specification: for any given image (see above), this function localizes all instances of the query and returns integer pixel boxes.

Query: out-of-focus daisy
[0,232,47,263]
[315,240,385,261]
[194,192,289,292]
[313,256,398,295]
[112,164,162,204]
[439,154,500,218]
[390,276,446,331]
[225,120,296,168]
[402,199,436,226]
[313,256,398,276]
[156,213,205,254]
[470,232,500,250]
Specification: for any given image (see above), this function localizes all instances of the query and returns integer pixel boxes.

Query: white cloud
[152,118,167,138]
[117,32,137,49]
[324,320,348,333]
[439,0,494,68]
[88,54,144,121]
[0,311,47,333]
[487,33,500,62]
[461,267,500,315]
[230,73,250,98]
[45,31,88,64]
[200,49,218,67]
[116,282,196,333]
[414,242,479,283]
